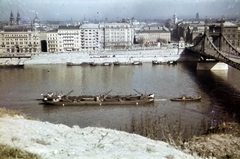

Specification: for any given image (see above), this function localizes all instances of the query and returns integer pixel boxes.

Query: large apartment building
[80,24,99,51]
[99,23,134,50]
[46,23,134,52]
[0,27,41,53]
[58,25,80,52]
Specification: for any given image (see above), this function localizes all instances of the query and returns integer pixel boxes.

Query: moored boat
[113,61,120,65]
[41,91,155,106]
[167,60,177,65]
[66,62,82,66]
[152,60,159,64]
[102,62,112,66]
[89,62,97,66]
[171,95,201,101]
[67,62,89,66]
[152,60,167,65]
[132,61,142,65]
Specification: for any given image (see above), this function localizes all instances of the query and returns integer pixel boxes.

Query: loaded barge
[41,90,154,106]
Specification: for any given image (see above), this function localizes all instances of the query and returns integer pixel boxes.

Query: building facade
[58,25,80,52]
[176,20,239,49]
[207,21,238,49]
[46,22,134,52]
[80,24,99,51]
[47,29,58,52]
[0,12,43,54]
[136,26,171,45]
[99,23,134,50]
[0,27,41,53]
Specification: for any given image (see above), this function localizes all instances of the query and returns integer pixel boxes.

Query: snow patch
[0,115,199,159]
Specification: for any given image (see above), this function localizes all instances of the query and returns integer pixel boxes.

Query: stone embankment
[0,48,194,66]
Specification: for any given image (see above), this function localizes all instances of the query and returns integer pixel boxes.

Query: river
[1,62,240,139]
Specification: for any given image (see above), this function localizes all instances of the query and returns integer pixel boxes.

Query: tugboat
[41,90,154,106]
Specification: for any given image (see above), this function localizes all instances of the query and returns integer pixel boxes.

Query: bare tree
[157,38,167,44]
[138,37,145,48]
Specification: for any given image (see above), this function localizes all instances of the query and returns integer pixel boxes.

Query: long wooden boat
[41,92,155,106]
[171,95,201,101]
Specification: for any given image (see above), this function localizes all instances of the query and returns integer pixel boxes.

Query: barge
[41,91,155,106]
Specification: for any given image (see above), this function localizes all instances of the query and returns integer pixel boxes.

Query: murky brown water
[1,62,240,137]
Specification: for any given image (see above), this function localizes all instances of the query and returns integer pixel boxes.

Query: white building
[57,25,80,52]
[47,29,58,52]
[80,24,99,51]
[46,22,134,52]
[0,27,41,53]
[99,23,134,50]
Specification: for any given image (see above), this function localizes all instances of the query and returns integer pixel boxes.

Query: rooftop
[58,25,80,30]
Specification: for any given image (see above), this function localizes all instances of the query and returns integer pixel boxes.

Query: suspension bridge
[186,24,240,70]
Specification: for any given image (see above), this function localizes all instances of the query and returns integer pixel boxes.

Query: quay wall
[0,48,199,65]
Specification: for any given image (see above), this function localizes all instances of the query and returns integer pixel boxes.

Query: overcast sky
[0,0,239,22]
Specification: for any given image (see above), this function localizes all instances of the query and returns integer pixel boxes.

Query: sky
[0,0,239,22]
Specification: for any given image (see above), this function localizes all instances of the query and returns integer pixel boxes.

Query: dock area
[0,48,191,66]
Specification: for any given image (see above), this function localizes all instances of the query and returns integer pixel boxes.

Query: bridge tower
[196,16,228,70]
[219,17,224,51]
[189,17,239,70]
[202,16,209,61]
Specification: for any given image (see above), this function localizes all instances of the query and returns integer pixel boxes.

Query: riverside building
[99,23,134,50]
[80,24,99,51]
[135,26,171,45]
[46,22,134,52]
[0,27,41,54]
[58,25,80,52]
[0,12,43,54]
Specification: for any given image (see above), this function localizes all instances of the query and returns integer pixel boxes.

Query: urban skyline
[0,0,239,22]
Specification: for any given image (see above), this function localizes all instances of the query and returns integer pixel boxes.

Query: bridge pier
[197,61,228,70]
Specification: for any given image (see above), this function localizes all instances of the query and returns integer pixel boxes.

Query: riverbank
[1,107,240,159]
[0,108,240,159]
[0,108,198,159]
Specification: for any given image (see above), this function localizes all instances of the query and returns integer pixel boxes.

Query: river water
[1,62,240,138]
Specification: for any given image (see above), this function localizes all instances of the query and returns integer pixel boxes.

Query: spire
[9,11,15,25]
[173,11,178,25]
[17,11,21,25]
[17,11,20,17]
[10,11,14,17]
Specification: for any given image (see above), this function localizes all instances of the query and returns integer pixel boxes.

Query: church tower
[9,11,15,25]
[173,11,178,25]
[16,11,21,25]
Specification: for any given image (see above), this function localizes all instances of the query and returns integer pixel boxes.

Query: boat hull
[42,100,153,106]
[171,97,201,101]
[41,94,155,106]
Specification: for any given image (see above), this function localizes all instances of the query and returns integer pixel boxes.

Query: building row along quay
[1,11,239,55]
